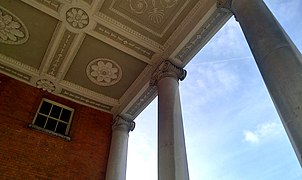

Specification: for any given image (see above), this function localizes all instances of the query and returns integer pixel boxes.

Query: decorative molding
[36,79,56,92]
[34,0,61,11]
[60,89,113,111]
[176,9,231,62]
[125,85,156,117]
[163,0,206,49]
[95,12,164,51]
[150,60,186,86]
[61,80,119,104]
[66,8,89,29]
[0,54,39,74]
[86,58,122,86]
[94,24,154,59]
[112,115,135,132]
[0,6,29,45]
[0,63,31,82]
[47,30,75,76]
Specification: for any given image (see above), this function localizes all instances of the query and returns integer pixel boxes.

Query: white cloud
[243,121,283,144]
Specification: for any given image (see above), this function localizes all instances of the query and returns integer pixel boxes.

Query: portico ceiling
[0,0,230,119]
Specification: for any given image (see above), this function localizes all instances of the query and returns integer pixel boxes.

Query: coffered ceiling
[0,0,231,120]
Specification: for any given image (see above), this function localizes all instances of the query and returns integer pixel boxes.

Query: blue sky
[126,0,302,179]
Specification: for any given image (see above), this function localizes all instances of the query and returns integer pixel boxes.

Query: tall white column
[105,116,135,180]
[218,0,302,165]
[150,60,189,180]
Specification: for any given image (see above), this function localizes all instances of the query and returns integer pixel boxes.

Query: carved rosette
[66,8,89,29]
[36,79,56,92]
[150,60,186,86]
[0,6,29,45]
[112,116,135,133]
[86,58,122,86]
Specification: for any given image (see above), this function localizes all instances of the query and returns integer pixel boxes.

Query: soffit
[0,0,231,120]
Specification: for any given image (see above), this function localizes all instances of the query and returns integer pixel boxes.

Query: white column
[218,0,302,165]
[105,116,135,180]
[150,60,189,180]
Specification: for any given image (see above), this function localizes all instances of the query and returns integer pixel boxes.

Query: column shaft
[151,60,189,180]
[228,0,302,165]
[106,117,135,180]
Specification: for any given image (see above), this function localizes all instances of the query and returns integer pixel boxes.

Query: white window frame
[29,98,74,141]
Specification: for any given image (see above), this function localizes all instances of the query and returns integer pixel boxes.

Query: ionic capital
[112,116,135,133]
[150,60,187,86]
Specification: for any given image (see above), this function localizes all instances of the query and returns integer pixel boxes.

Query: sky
[126,0,302,179]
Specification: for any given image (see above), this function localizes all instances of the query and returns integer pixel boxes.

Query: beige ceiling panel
[0,0,58,70]
[64,35,147,99]
[99,0,201,45]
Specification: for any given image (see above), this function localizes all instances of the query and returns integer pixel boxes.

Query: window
[30,98,74,140]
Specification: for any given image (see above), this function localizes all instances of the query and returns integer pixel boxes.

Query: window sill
[28,124,71,141]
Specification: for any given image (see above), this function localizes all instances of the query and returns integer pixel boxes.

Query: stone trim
[150,60,186,86]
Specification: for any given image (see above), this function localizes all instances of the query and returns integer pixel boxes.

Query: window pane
[45,118,57,131]
[34,114,47,128]
[50,105,62,119]
[56,122,68,135]
[39,101,52,115]
[60,109,71,122]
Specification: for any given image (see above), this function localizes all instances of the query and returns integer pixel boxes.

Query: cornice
[176,8,232,64]
[0,54,39,74]
[0,63,31,82]
[60,80,119,105]
[60,89,113,111]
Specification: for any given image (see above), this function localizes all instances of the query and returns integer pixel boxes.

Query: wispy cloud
[243,121,283,144]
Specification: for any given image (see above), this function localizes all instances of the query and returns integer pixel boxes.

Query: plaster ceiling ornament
[36,79,56,92]
[128,0,178,24]
[86,58,122,86]
[0,6,29,45]
[66,8,89,29]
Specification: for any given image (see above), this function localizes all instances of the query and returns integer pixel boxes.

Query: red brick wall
[0,73,113,179]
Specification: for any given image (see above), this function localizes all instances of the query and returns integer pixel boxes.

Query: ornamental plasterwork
[36,79,56,92]
[126,85,156,117]
[0,63,31,82]
[61,80,119,105]
[0,6,29,45]
[34,0,61,11]
[105,0,188,39]
[94,24,154,59]
[128,0,178,24]
[60,89,113,111]
[176,9,231,62]
[48,30,75,76]
[86,58,122,86]
[66,8,89,29]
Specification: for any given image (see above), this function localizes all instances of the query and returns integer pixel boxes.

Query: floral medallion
[0,6,29,45]
[128,0,178,24]
[86,58,122,86]
[36,79,56,92]
[66,8,89,29]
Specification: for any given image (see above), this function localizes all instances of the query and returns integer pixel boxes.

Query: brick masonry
[0,73,113,179]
